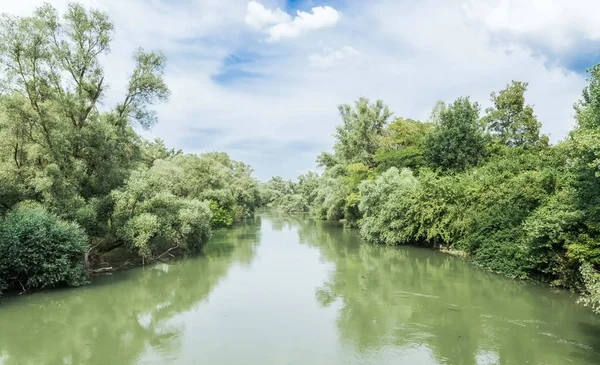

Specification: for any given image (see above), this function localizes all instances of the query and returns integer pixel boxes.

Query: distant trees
[268,68,600,314]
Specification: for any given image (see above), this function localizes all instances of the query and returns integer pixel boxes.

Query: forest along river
[1,212,600,365]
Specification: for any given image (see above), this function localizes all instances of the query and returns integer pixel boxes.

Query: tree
[375,117,433,171]
[568,64,600,290]
[483,81,544,148]
[424,97,487,171]
[334,98,393,167]
[0,3,169,237]
[428,100,446,124]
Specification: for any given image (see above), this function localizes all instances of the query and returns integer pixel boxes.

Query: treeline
[0,4,262,294]
[265,71,600,313]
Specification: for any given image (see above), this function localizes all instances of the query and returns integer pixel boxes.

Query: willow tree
[0,3,169,237]
[334,97,393,168]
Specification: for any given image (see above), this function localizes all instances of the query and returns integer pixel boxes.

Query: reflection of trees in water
[0,217,261,365]
[296,218,600,365]
[267,212,308,233]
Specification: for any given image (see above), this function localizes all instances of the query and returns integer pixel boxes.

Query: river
[0,212,599,365]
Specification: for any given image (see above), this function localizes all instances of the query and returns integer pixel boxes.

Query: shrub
[0,206,88,294]
[209,200,234,228]
[358,167,421,245]
[579,262,600,314]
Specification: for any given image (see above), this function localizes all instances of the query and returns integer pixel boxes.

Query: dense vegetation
[2,4,600,317]
[0,4,261,294]
[267,73,600,313]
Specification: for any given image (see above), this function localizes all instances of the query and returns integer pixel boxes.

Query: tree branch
[154,245,182,262]
[80,76,103,125]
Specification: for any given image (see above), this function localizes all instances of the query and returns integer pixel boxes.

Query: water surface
[1,212,599,365]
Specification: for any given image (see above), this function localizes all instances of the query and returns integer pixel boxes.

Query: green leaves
[0,205,88,293]
[209,200,234,228]
[375,117,432,172]
[334,98,392,167]
[109,152,260,260]
[358,167,421,245]
[0,3,262,292]
[112,176,213,259]
[483,81,543,148]
[424,97,487,172]
[117,49,170,129]
[579,262,600,314]
[576,64,600,130]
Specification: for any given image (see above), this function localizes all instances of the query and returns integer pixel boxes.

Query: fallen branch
[117,260,132,269]
[17,279,26,294]
[87,241,105,255]
[91,267,113,274]
[154,245,182,262]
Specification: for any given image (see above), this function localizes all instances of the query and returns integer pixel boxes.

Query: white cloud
[463,0,600,51]
[244,1,341,42]
[266,6,341,42]
[309,46,359,69]
[245,1,290,30]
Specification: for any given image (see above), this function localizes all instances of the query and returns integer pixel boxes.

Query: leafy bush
[358,167,420,245]
[579,262,600,314]
[0,206,88,294]
[209,200,234,228]
[111,165,213,259]
[312,176,348,221]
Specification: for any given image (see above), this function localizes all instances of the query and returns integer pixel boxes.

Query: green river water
[1,212,600,365]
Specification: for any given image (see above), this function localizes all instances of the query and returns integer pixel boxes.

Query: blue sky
[5,0,600,180]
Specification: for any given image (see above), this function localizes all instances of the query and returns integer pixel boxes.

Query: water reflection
[295,216,600,365]
[1,213,600,365]
[0,217,261,365]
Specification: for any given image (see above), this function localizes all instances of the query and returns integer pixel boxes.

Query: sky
[2,0,600,180]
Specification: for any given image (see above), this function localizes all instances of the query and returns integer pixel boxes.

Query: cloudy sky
[3,0,600,180]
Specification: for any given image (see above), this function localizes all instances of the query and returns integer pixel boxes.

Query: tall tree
[567,64,600,269]
[424,97,487,171]
[334,97,393,167]
[428,100,446,124]
[483,81,544,148]
[0,3,169,212]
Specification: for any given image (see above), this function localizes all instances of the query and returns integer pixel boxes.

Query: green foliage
[566,64,600,270]
[312,176,349,221]
[273,65,600,315]
[210,200,234,228]
[0,2,169,239]
[0,206,88,293]
[483,81,543,148]
[109,153,260,259]
[579,262,600,314]
[334,98,392,167]
[358,167,420,245]
[424,97,487,171]
[0,4,263,292]
[262,172,323,214]
[375,118,432,172]
[576,64,600,130]
[261,176,295,205]
[111,163,213,259]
